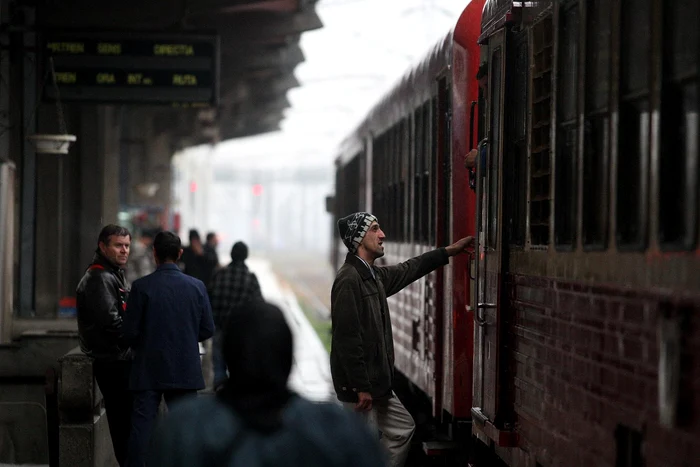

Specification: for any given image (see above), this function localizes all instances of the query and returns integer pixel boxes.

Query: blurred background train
[327,0,700,466]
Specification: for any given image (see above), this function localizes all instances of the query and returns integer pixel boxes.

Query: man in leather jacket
[76,224,133,466]
[331,212,474,467]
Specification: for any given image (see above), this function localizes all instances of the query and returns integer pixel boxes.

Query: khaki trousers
[343,391,416,467]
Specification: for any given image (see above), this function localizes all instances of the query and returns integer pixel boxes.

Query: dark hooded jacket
[148,301,384,467]
[330,249,449,402]
[76,251,130,360]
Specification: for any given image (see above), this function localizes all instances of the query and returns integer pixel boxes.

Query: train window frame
[528,13,554,248]
[659,0,699,251]
[581,0,611,251]
[504,30,529,249]
[412,106,423,244]
[422,101,432,245]
[400,117,409,242]
[372,131,388,237]
[388,124,396,237]
[487,45,503,250]
[430,96,438,246]
[615,0,652,251]
[554,0,580,251]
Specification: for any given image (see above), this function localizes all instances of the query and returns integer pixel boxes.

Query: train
[328,1,700,466]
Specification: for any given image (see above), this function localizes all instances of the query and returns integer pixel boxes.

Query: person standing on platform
[76,224,133,467]
[331,212,474,467]
[148,301,385,467]
[180,229,206,281]
[126,228,157,284]
[207,241,263,388]
[123,231,215,467]
[204,231,221,280]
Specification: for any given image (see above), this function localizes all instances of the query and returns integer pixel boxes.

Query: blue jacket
[124,263,215,391]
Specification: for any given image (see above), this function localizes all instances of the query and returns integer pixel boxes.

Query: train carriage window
[400,118,409,242]
[394,122,401,239]
[430,97,438,245]
[582,0,611,248]
[387,125,395,236]
[342,156,361,217]
[413,108,422,243]
[373,132,386,231]
[555,1,579,249]
[505,33,529,247]
[616,0,651,249]
[660,0,699,250]
[422,102,431,244]
[488,47,503,249]
[371,136,378,220]
[394,121,400,241]
[529,14,554,247]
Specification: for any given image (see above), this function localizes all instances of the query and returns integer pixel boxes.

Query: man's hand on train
[446,236,475,256]
[355,391,373,412]
[464,148,478,169]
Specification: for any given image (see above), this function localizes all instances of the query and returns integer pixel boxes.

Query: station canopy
[37,0,322,142]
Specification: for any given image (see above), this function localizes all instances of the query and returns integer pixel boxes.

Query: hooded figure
[148,301,385,467]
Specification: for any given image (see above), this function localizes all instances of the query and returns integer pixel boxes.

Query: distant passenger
[126,228,157,284]
[180,229,206,281]
[148,301,385,467]
[123,231,215,467]
[331,212,474,467]
[76,224,133,467]
[203,231,221,283]
[207,241,263,388]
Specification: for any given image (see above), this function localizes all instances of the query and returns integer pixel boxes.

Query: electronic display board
[43,32,219,106]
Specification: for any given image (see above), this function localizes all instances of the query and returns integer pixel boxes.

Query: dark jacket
[181,246,218,285]
[330,248,449,402]
[148,395,385,467]
[123,263,215,391]
[207,261,263,329]
[202,244,220,285]
[76,252,130,361]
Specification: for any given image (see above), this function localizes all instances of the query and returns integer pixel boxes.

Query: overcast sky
[186,0,472,168]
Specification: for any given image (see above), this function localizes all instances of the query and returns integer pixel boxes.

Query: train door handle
[468,252,476,280]
[475,302,496,327]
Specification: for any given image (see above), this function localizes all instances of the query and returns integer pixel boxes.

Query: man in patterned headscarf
[331,212,474,467]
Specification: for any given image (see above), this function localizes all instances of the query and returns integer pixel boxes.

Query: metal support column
[16,6,37,317]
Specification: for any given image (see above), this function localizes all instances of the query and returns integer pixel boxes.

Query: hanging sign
[43,32,219,106]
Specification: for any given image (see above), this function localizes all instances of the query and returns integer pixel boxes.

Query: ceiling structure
[35,0,322,144]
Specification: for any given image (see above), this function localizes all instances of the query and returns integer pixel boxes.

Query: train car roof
[335,31,453,167]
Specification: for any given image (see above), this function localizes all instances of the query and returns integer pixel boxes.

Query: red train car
[328,0,485,439]
[330,0,700,465]
[470,1,700,466]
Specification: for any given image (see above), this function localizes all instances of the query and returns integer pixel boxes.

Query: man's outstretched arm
[378,236,475,297]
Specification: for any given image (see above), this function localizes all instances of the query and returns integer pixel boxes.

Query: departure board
[43,32,219,106]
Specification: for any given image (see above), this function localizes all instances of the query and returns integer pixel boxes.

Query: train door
[472,28,510,438]
[433,74,452,419]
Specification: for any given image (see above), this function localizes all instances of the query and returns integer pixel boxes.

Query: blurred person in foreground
[148,301,386,467]
[76,224,133,466]
[123,231,215,467]
[126,228,157,284]
[332,212,474,467]
[207,241,263,388]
